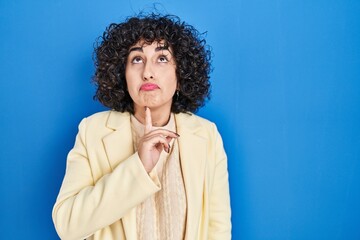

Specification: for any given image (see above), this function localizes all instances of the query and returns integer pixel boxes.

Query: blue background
[1,0,359,239]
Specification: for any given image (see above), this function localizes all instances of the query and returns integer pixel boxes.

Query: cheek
[125,70,139,91]
[165,68,177,86]
[126,82,137,97]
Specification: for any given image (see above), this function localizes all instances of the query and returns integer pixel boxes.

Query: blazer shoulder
[77,110,130,136]
[177,112,218,135]
[191,113,215,125]
[83,110,128,125]
[74,111,110,137]
[185,112,217,127]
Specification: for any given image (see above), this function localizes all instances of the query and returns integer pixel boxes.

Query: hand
[137,107,179,173]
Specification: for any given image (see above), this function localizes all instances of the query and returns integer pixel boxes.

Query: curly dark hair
[93,13,212,114]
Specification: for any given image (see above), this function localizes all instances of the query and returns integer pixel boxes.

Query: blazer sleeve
[208,124,232,240]
[52,118,161,240]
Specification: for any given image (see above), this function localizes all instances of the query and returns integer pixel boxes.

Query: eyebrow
[155,46,169,52]
[128,47,143,53]
[128,45,170,53]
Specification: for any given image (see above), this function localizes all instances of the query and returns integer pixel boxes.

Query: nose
[143,61,154,81]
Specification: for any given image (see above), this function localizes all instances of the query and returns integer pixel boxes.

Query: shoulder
[82,110,111,123]
[176,112,215,125]
[176,112,219,137]
[82,110,129,125]
[78,110,130,133]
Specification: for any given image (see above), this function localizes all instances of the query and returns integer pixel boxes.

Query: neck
[134,106,171,127]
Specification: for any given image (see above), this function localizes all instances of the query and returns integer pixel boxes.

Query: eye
[131,56,143,64]
[158,55,169,63]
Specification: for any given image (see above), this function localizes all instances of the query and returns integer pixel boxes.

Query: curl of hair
[93,13,212,113]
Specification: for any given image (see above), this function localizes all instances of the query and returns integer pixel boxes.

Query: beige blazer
[52,111,231,240]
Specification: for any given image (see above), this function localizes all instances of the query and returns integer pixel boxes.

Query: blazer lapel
[176,113,207,239]
[102,111,137,239]
[102,111,134,170]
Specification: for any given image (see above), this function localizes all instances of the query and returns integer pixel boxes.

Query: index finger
[144,106,152,134]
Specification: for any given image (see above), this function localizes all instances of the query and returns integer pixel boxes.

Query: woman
[52,13,231,240]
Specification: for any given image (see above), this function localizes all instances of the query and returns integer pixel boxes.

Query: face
[125,40,177,114]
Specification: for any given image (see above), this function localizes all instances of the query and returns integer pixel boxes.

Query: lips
[140,83,160,91]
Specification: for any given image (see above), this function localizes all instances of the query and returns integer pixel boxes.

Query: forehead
[128,39,170,51]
